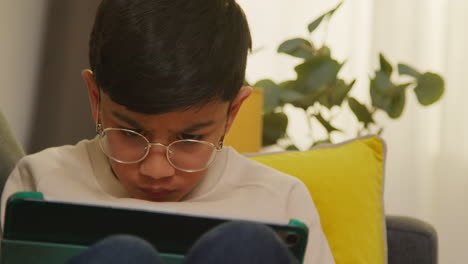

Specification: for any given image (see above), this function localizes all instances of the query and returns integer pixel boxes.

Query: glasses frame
[96,124,223,172]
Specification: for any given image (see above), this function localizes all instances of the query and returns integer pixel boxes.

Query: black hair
[89,0,252,114]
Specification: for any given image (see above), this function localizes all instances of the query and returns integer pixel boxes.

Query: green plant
[254,2,445,150]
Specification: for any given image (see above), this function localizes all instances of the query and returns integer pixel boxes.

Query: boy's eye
[117,127,144,136]
[119,130,141,138]
[179,133,202,141]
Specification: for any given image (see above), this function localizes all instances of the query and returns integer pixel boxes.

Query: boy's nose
[139,147,175,180]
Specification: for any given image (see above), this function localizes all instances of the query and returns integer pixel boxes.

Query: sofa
[0,111,437,263]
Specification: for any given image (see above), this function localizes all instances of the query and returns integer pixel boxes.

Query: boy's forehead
[100,94,230,128]
[101,90,229,113]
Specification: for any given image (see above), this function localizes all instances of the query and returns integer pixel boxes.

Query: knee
[204,221,281,246]
[186,221,296,264]
[218,221,277,239]
[98,235,155,251]
[66,235,161,264]
[93,234,160,260]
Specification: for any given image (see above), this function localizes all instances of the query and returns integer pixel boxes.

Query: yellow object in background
[249,136,386,264]
[224,88,263,153]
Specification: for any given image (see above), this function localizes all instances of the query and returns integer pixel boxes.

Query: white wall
[0,0,49,148]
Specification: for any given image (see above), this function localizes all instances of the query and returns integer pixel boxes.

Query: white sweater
[1,138,335,264]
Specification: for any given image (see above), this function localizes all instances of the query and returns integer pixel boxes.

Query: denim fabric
[65,221,297,264]
[65,235,164,264]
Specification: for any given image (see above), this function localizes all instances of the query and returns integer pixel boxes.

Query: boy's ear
[225,86,253,134]
[82,69,99,123]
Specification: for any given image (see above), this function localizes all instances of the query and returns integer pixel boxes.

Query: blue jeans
[65,221,297,264]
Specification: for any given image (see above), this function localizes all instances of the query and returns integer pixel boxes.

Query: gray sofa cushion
[386,215,438,264]
[0,111,25,197]
[0,111,25,237]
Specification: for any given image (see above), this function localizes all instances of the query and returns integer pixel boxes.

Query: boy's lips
[140,188,174,200]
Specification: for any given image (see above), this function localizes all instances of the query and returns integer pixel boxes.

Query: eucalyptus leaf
[375,80,411,97]
[374,71,393,93]
[292,92,321,110]
[317,46,331,57]
[377,127,384,135]
[280,90,304,103]
[254,79,280,114]
[307,14,326,34]
[316,82,334,108]
[286,145,300,151]
[370,77,391,110]
[387,83,412,95]
[329,2,344,16]
[311,139,332,148]
[370,81,407,118]
[278,38,314,60]
[331,79,353,106]
[262,112,288,146]
[387,90,406,118]
[317,91,333,109]
[348,97,374,127]
[307,2,343,33]
[370,80,390,112]
[278,81,304,104]
[279,80,297,90]
[398,63,421,78]
[313,113,342,133]
[414,72,445,105]
[317,79,351,109]
[379,53,393,76]
[295,56,342,93]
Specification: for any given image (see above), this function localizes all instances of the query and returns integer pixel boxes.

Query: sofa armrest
[386,215,438,264]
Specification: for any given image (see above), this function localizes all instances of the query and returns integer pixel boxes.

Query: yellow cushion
[249,136,386,264]
[224,88,264,153]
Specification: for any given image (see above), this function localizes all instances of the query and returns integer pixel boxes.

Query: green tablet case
[1,192,308,264]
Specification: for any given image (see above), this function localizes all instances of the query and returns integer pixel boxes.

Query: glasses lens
[168,140,217,171]
[100,129,148,163]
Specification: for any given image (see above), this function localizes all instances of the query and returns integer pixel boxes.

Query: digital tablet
[2,192,308,264]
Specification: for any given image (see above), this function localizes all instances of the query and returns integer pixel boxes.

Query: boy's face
[83,70,251,202]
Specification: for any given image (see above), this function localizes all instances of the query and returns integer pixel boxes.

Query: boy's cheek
[176,171,206,196]
[110,162,139,184]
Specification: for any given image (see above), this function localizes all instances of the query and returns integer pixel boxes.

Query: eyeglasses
[96,124,223,172]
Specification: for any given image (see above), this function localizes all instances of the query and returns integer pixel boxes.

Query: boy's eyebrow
[111,111,143,129]
[181,121,215,134]
[112,110,215,133]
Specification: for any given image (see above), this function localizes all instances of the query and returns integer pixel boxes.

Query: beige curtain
[239,0,468,263]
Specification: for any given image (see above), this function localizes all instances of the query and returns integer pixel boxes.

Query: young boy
[1,0,334,263]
